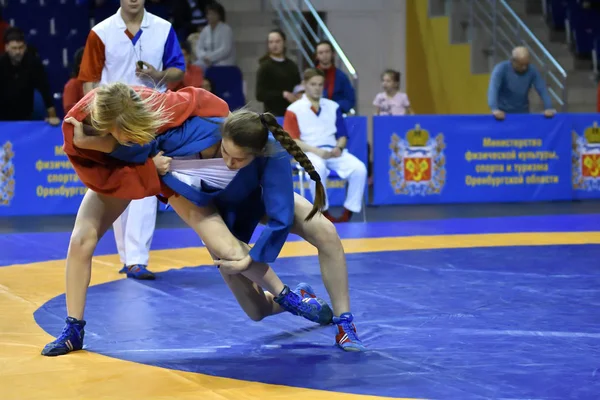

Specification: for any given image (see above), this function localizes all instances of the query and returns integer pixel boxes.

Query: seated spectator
[315,40,355,114]
[0,27,60,125]
[168,40,204,91]
[194,2,235,69]
[63,47,85,114]
[373,69,413,115]
[488,46,555,120]
[256,29,301,116]
[284,68,367,223]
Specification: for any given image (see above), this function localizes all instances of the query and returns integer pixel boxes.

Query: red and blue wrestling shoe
[118,264,155,280]
[274,283,333,325]
[333,312,366,351]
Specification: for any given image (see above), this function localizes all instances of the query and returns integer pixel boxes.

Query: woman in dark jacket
[255,29,301,116]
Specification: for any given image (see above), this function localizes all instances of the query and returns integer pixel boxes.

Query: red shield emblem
[582,154,600,178]
[404,157,431,182]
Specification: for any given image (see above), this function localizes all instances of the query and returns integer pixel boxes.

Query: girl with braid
[43,82,364,357]
[164,110,364,352]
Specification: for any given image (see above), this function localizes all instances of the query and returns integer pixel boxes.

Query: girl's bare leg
[169,195,333,324]
[169,195,285,321]
[215,252,283,321]
[286,194,365,351]
[67,190,130,319]
[283,193,351,317]
[42,190,130,356]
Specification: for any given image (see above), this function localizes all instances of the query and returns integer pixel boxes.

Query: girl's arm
[61,119,163,200]
[65,117,118,153]
[66,117,157,165]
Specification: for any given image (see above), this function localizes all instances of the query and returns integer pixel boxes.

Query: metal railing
[459,0,568,111]
[270,0,358,114]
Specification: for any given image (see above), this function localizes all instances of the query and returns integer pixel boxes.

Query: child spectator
[373,69,413,116]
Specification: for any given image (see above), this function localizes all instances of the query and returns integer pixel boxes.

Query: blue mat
[34,245,600,399]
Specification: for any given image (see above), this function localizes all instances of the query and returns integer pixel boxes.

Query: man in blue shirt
[487,46,555,120]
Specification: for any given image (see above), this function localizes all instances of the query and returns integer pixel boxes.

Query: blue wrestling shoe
[118,264,155,280]
[274,283,333,325]
[333,313,366,352]
[294,282,318,300]
[41,317,86,357]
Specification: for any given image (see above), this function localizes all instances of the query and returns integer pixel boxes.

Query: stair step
[218,0,263,12]
[540,41,570,57]
[504,0,544,16]
[554,54,575,71]
[505,0,527,15]
[567,86,598,105]
[233,25,274,42]
[517,22,553,43]
[238,55,264,74]
[567,86,597,104]
[528,101,597,112]
[518,14,549,31]
[525,0,544,15]
[565,103,598,113]
[235,42,266,59]
[566,71,597,87]
[528,87,595,106]
[227,11,276,27]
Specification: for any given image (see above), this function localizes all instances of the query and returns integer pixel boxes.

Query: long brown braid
[261,113,326,221]
[221,109,326,221]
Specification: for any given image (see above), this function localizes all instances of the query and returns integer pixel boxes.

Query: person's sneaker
[41,317,86,356]
[333,312,366,352]
[119,264,155,280]
[274,284,333,325]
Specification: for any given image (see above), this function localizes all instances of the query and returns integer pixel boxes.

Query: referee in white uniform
[79,0,185,279]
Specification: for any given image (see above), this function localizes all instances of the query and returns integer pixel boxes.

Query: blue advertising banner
[570,114,600,200]
[0,122,86,216]
[372,114,575,205]
[3,114,598,216]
